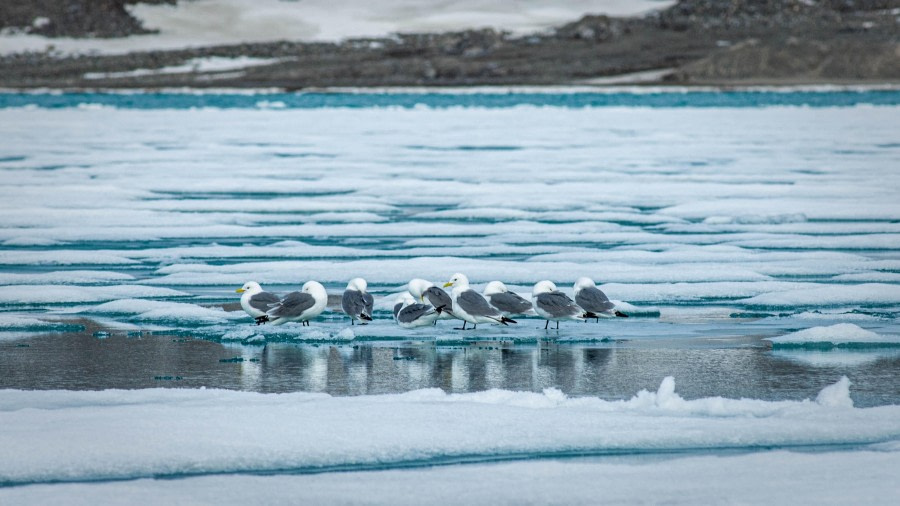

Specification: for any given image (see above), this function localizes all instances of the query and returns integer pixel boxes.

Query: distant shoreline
[4,83,900,94]
[1,1,897,90]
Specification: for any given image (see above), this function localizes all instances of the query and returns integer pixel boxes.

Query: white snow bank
[740,284,900,307]
[766,324,900,346]
[0,377,897,486]
[86,299,242,325]
[83,57,285,80]
[3,448,898,506]
[0,285,187,304]
[0,0,673,55]
[0,271,135,285]
[0,314,82,331]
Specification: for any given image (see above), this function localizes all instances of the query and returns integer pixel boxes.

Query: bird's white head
[347,277,368,292]
[533,280,557,295]
[408,278,433,301]
[236,281,262,294]
[574,277,596,292]
[302,281,327,298]
[483,281,507,295]
[443,273,469,289]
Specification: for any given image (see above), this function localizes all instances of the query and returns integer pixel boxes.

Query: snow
[85,299,242,325]
[0,377,897,489]
[82,57,285,80]
[4,449,899,506]
[0,315,82,332]
[0,271,135,285]
[740,284,900,307]
[766,324,900,346]
[816,376,854,408]
[0,104,897,327]
[0,285,187,304]
[0,1,674,56]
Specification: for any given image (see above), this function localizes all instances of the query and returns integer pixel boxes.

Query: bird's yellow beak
[443,282,453,288]
[236,288,245,293]
[419,295,425,302]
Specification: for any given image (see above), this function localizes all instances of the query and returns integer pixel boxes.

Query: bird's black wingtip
[615,310,629,318]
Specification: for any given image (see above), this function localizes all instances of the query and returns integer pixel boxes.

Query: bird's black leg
[472,324,477,330]
[455,321,467,330]
[351,319,355,326]
[556,321,560,330]
[544,320,549,330]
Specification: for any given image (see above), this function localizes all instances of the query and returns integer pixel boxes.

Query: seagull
[393,292,441,328]
[532,280,584,330]
[342,277,374,325]
[483,281,533,317]
[408,278,456,321]
[236,281,280,325]
[443,273,516,330]
[574,277,628,321]
[266,280,328,326]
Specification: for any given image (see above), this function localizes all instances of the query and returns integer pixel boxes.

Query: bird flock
[236,274,627,330]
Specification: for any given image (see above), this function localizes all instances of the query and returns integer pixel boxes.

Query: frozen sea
[1,88,900,504]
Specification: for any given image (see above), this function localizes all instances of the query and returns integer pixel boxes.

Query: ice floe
[0,377,897,487]
[766,324,900,347]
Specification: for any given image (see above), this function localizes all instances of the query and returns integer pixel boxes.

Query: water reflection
[2,332,899,407]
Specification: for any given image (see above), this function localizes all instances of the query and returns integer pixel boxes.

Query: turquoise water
[2,89,900,109]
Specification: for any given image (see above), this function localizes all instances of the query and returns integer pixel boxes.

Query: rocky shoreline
[1,0,898,89]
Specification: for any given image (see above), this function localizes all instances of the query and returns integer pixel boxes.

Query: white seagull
[532,280,584,329]
[408,278,456,320]
[236,281,280,325]
[266,281,328,326]
[342,277,374,325]
[393,292,441,328]
[443,273,516,330]
[574,277,628,321]
[483,281,533,317]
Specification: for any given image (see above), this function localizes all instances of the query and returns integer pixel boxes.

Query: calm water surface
[3,329,899,407]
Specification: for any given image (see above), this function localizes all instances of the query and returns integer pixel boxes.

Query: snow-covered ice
[767,323,900,347]
[0,101,898,332]
[1,377,897,488]
[4,450,898,506]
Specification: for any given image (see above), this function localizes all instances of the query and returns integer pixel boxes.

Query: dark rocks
[0,0,174,38]
[554,15,629,42]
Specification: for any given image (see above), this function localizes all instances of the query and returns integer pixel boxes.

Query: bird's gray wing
[268,291,315,318]
[575,286,615,313]
[248,291,280,312]
[398,303,435,324]
[489,292,533,314]
[423,286,453,312]
[363,292,374,316]
[342,289,367,317]
[536,292,581,318]
[457,290,502,318]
